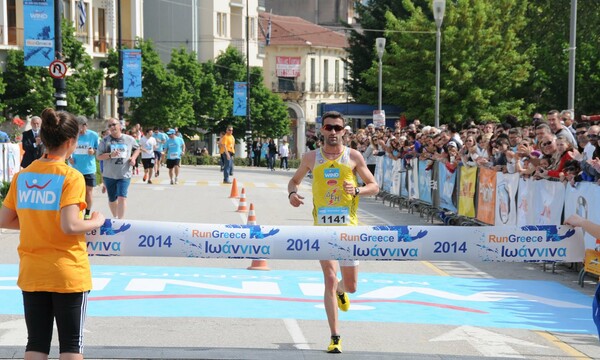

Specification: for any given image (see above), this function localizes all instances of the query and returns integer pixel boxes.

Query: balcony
[272,79,304,93]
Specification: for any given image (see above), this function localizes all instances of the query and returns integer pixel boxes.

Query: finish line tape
[85,220,584,262]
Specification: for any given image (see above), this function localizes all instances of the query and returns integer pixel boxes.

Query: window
[76,1,89,43]
[7,0,16,45]
[323,59,329,91]
[310,58,316,91]
[217,12,227,37]
[250,17,256,39]
[335,60,340,91]
[278,77,296,91]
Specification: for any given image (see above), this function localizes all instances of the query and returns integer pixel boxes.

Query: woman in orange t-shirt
[0,108,105,360]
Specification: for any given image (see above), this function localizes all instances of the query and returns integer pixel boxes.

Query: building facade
[0,0,143,120]
[143,0,264,67]
[259,12,350,157]
[264,0,356,27]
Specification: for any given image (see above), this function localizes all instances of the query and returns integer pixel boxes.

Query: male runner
[288,111,379,353]
[69,116,99,219]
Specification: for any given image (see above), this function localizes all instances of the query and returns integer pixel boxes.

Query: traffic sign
[48,60,67,79]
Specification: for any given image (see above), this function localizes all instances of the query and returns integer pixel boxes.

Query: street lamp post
[433,0,446,128]
[376,37,386,111]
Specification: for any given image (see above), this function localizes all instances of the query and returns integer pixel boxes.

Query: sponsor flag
[23,0,54,67]
[233,82,247,116]
[122,50,142,98]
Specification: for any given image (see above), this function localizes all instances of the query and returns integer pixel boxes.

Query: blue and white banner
[122,49,142,98]
[437,161,457,212]
[78,0,87,29]
[87,219,585,262]
[233,81,247,116]
[23,0,54,67]
[418,160,432,204]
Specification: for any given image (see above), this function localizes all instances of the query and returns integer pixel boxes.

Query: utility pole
[246,0,252,164]
[117,0,125,125]
[53,0,67,110]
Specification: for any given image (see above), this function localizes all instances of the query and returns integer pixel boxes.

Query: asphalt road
[0,164,599,359]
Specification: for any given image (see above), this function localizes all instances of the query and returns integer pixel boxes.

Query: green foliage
[2,19,101,118]
[126,39,195,130]
[362,0,533,124]
[2,50,54,117]
[167,48,229,133]
[61,19,104,116]
[214,47,290,139]
[0,180,10,201]
[520,1,600,114]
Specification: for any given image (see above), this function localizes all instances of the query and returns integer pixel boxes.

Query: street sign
[48,59,67,79]
[373,110,385,128]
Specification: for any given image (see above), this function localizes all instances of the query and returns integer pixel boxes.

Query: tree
[2,50,54,118]
[214,47,289,139]
[366,0,533,125]
[123,39,195,130]
[167,48,229,133]
[520,1,600,115]
[2,18,102,119]
[61,18,104,116]
[344,0,429,103]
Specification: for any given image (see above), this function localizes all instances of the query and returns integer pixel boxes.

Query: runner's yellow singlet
[312,147,359,226]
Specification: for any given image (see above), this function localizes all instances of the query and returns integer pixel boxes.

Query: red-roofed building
[259,12,351,157]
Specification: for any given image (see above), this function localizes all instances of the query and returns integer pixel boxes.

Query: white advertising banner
[87,220,585,263]
[530,180,565,225]
[564,181,600,250]
[495,172,519,226]
[390,159,402,196]
[516,177,533,225]
[1,143,21,182]
[408,158,419,200]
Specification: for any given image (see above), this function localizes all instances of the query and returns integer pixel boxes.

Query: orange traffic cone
[237,188,248,212]
[229,178,239,198]
[247,203,257,224]
[246,203,270,271]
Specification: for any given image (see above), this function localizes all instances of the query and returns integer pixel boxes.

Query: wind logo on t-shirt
[17,173,65,211]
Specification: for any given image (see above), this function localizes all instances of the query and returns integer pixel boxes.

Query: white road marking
[283,318,310,350]
[431,325,546,358]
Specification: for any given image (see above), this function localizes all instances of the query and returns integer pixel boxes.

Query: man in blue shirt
[69,116,99,219]
[165,128,185,185]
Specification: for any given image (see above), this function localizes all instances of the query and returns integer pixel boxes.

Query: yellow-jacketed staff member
[288,111,379,353]
[221,126,235,184]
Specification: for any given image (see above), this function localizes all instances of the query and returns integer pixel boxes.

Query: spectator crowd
[316,110,600,187]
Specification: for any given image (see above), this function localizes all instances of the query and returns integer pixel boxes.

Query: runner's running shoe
[337,292,349,312]
[327,335,342,353]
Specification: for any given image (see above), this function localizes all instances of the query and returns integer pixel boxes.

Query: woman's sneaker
[327,335,342,353]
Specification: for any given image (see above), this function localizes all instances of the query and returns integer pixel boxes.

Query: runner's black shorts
[142,158,155,169]
[154,151,162,161]
[166,159,181,169]
[22,291,89,354]
[82,173,96,187]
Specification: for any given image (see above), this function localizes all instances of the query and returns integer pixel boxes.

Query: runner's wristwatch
[354,187,360,196]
